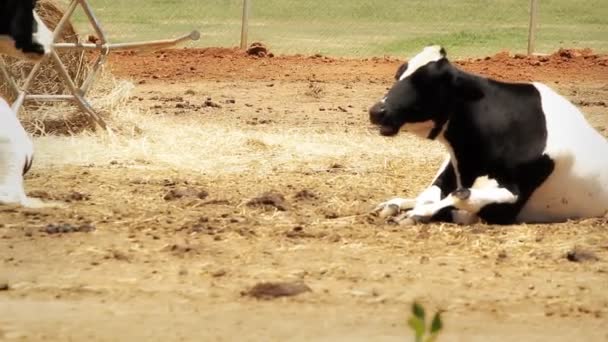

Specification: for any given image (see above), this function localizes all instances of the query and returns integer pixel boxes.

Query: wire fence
[56,0,608,58]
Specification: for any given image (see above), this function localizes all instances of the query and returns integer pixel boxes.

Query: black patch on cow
[439,47,447,57]
[431,160,457,197]
[0,0,45,55]
[440,80,553,224]
[23,154,34,175]
[475,155,555,224]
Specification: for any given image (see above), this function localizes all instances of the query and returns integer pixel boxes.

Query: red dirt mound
[109,47,608,84]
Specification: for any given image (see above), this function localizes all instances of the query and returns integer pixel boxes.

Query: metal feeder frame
[0,0,200,130]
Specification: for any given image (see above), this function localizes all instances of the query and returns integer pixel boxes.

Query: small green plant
[407,302,443,342]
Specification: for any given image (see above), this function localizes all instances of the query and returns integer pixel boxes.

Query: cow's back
[517,83,608,222]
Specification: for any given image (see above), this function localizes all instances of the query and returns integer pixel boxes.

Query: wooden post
[527,0,539,55]
[240,0,251,49]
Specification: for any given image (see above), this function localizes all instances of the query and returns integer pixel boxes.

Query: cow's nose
[369,102,386,124]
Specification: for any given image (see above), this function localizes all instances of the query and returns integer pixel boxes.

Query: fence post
[527,0,539,55]
[240,0,251,49]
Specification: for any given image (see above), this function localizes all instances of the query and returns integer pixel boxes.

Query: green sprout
[407,302,443,342]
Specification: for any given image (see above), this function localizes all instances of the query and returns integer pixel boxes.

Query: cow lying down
[0,98,61,208]
[369,45,608,225]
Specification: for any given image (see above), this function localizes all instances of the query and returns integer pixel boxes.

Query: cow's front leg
[373,156,456,219]
[373,184,443,218]
[405,185,519,223]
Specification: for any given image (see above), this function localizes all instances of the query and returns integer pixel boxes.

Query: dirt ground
[1,47,608,341]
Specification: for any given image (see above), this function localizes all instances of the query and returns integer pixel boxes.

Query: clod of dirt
[87,34,100,44]
[106,249,131,262]
[163,187,209,201]
[329,163,345,170]
[496,250,508,261]
[556,48,586,59]
[243,281,311,300]
[0,281,9,291]
[566,248,599,263]
[324,212,339,219]
[285,226,317,239]
[246,42,273,58]
[203,99,222,108]
[41,223,95,234]
[161,242,202,256]
[27,190,52,199]
[247,192,288,211]
[26,190,88,202]
[189,221,222,235]
[65,191,90,202]
[211,269,227,278]
[294,189,319,201]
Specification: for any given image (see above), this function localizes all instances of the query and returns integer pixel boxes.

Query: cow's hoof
[387,213,428,226]
[377,203,400,218]
[372,202,401,218]
[452,188,471,200]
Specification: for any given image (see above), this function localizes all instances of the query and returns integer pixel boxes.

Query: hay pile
[0,0,132,135]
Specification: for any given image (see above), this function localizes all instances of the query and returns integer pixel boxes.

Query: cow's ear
[451,73,484,101]
[394,62,408,81]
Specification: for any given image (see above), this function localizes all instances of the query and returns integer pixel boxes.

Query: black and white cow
[369,45,608,225]
[0,0,52,61]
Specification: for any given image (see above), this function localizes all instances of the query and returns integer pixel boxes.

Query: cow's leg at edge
[373,155,457,219]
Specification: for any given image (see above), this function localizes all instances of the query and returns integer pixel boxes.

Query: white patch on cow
[516,83,608,222]
[0,98,34,206]
[407,183,518,218]
[472,175,498,189]
[32,12,53,53]
[416,185,441,205]
[398,45,445,81]
[402,120,435,138]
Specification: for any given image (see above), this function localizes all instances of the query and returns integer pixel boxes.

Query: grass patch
[67,0,608,57]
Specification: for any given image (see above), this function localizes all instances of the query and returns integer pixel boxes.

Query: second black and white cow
[0,0,52,61]
[369,45,608,225]
[0,97,34,206]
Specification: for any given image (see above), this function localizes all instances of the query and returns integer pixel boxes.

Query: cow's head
[369,45,482,139]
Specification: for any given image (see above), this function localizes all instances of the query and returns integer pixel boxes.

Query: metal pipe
[240,0,251,49]
[24,95,76,101]
[11,57,48,113]
[52,0,79,42]
[527,0,539,55]
[53,30,200,52]
[50,50,107,129]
